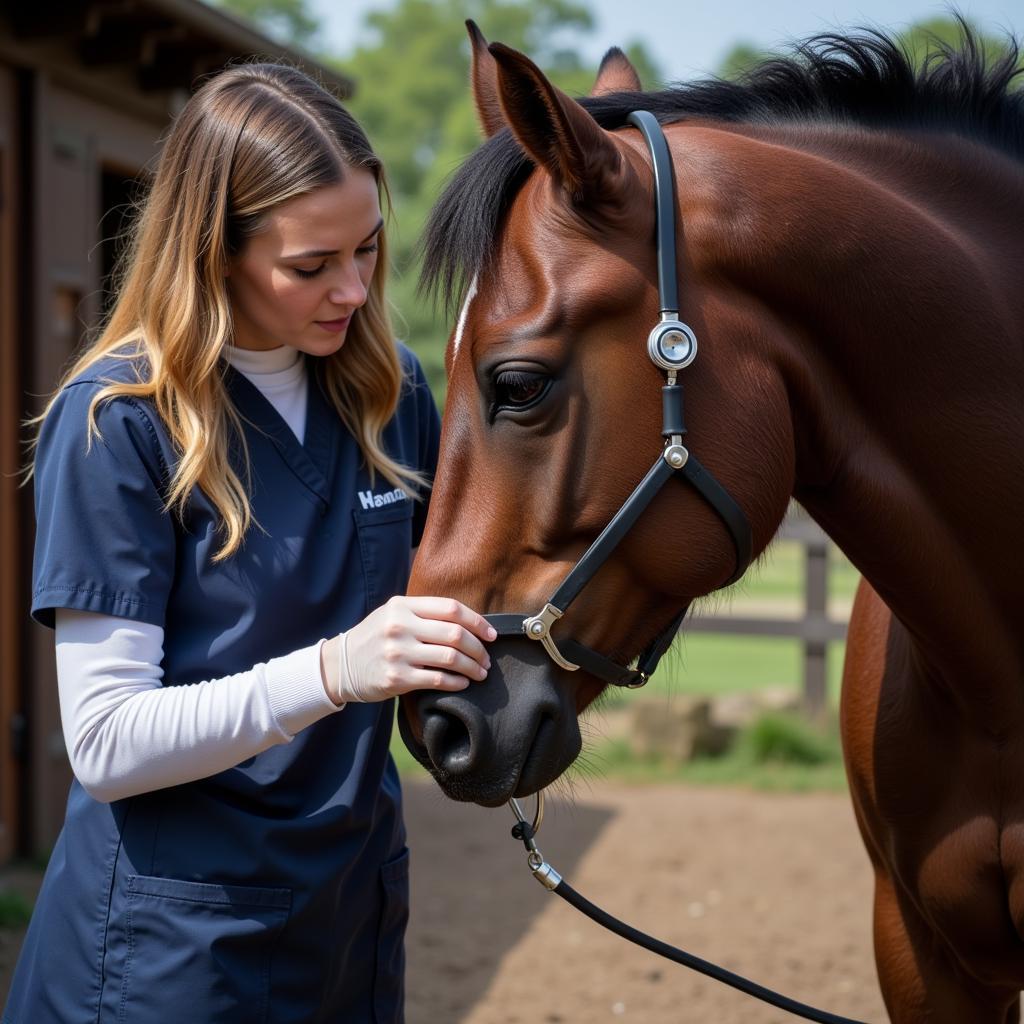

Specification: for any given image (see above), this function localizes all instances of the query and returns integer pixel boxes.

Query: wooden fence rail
[686,508,850,717]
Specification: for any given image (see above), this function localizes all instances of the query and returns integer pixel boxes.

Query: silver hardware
[508,791,545,840]
[522,603,580,671]
[523,602,560,639]
[531,860,562,890]
[509,793,560,889]
[648,314,697,371]
[627,672,650,689]
[663,443,689,469]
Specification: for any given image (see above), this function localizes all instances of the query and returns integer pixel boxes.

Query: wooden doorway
[0,62,23,862]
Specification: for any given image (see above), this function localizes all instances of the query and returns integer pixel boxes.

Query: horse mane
[420,21,1023,313]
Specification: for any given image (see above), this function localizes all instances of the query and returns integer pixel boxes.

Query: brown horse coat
[403,24,1024,1022]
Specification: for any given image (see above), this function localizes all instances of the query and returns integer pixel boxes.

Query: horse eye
[493,370,550,412]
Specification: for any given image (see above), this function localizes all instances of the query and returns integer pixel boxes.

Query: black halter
[484,111,752,687]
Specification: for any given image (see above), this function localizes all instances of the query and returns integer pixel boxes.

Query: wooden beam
[137,30,225,92]
[10,3,91,40]
[79,9,176,66]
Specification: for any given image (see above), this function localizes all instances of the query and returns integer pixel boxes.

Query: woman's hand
[320,596,497,705]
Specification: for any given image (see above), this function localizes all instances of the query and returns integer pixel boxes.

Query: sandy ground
[402,780,886,1024]
[1,780,888,1023]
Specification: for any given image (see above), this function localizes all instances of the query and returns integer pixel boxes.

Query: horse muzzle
[397,636,582,807]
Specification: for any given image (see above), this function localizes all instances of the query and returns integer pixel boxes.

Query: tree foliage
[716,16,1021,82]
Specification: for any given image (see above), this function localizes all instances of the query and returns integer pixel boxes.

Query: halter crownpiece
[485,110,753,687]
[627,109,700,374]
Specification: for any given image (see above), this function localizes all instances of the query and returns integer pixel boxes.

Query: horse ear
[591,47,642,96]
[466,21,505,139]
[488,41,626,201]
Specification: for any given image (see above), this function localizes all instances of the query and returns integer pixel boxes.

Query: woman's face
[227,170,382,354]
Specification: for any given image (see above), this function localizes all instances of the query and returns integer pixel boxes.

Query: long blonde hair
[34,62,421,560]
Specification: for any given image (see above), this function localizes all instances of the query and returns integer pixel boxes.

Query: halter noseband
[484,110,753,688]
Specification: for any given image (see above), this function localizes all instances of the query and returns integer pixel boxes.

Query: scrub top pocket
[354,501,414,614]
[374,847,410,1024]
[116,874,291,1024]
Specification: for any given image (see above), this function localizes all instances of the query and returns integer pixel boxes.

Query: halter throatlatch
[485,110,752,688]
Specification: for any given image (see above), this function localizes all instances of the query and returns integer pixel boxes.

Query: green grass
[0,890,33,928]
[573,714,848,793]
[578,738,849,792]
[609,633,847,705]
[390,716,427,778]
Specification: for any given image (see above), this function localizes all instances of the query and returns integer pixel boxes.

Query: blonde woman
[3,63,493,1024]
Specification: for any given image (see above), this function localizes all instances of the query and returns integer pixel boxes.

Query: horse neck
[694,123,1024,693]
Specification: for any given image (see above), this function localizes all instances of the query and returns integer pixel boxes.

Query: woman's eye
[293,264,326,279]
[493,370,550,412]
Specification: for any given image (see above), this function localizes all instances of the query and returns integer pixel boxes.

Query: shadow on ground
[402,778,615,1024]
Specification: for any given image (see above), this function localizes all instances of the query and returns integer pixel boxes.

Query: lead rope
[508,794,871,1024]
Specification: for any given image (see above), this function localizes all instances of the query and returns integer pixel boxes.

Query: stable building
[0,0,353,862]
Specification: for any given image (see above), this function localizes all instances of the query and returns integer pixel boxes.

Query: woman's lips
[315,315,351,333]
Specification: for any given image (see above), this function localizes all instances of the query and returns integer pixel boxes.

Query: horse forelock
[419,20,1023,319]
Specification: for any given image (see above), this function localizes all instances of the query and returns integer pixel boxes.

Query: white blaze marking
[451,273,478,360]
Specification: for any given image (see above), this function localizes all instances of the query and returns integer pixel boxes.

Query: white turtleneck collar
[224,345,308,444]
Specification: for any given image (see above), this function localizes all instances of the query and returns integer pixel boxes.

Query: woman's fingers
[413,643,488,681]
[412,619,491,672]
[402,596,496,642]
[400,667,473,693]
[334,595,496,702]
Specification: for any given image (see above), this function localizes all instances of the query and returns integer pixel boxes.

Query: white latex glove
[319,596,496,705]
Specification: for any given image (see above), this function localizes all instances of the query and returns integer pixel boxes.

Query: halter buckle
[648,314,697,372]
[522,603,580,672]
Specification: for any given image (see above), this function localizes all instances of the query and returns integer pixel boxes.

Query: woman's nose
[328,264,368,309]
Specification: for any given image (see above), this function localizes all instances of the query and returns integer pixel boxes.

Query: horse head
[399,26,797,805]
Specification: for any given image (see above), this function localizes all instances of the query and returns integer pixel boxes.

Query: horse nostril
[422,709,475,773]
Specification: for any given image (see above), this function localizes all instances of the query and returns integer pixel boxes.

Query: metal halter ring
[508,791,545,840]
[648,317,697,371]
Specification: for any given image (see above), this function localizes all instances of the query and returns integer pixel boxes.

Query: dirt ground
[1,780,889,1023]
[403,779,887,1024]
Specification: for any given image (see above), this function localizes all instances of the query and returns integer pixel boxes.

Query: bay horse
[398,21,1024,1022]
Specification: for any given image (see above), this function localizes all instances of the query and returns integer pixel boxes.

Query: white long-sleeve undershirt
[55,610,338,802]
[53,345,338,803]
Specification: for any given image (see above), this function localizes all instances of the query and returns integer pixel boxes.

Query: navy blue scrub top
[3,344,441,1024]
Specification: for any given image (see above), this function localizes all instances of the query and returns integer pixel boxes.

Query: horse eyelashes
[493,370,550,412]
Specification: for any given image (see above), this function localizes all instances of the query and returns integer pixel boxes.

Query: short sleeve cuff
[265,640,343,736]
[32,584,164,630]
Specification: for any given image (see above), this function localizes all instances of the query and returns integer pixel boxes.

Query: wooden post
[803,539,829,720]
